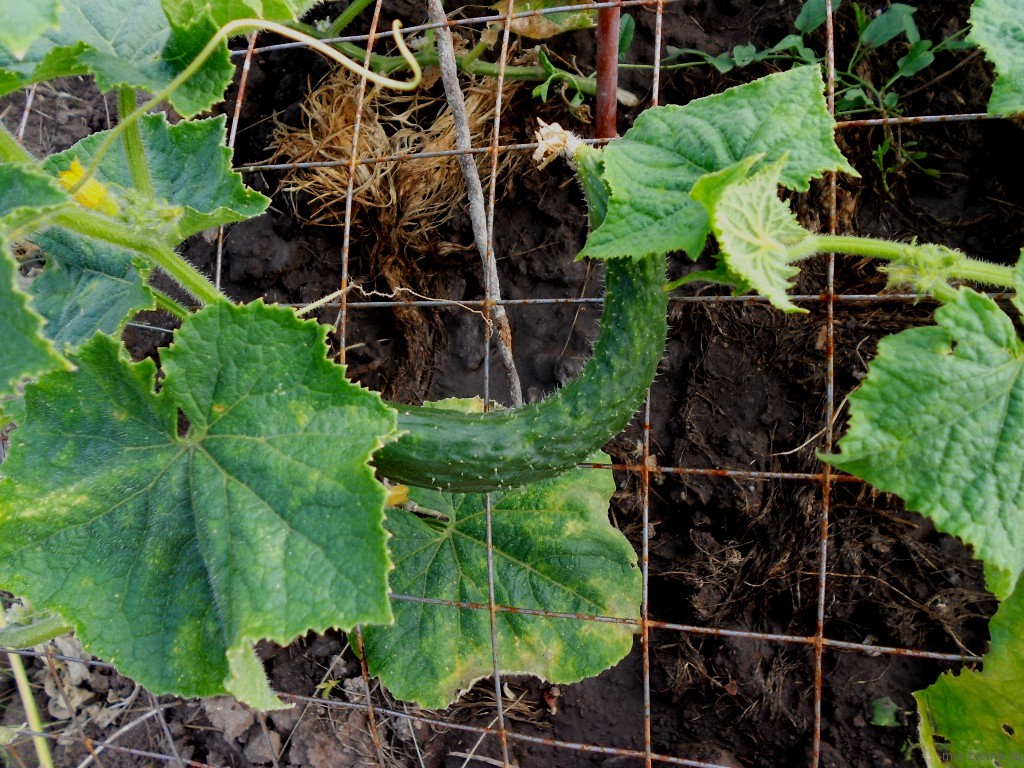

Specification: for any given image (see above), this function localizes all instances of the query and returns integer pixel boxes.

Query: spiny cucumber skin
[373,252,668,491]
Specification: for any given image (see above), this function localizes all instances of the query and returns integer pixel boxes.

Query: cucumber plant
[0,0,850,710]
[0,4,1022,764]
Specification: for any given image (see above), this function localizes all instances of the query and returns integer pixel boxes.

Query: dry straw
[271,68,524,261]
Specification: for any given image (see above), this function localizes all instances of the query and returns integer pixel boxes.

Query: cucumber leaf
[0,0,233,117]
[0,302,399,706]
[826,288,1024,599]
[363,458,639,708]
[969,0,1024,116]
[581,65,855,262]
[0,163,70,234]
[915,585,1024,767]
[44,114,268,244]
[28,228,154,347]
[690,155,817,313]
[0,0,61,59]
[0,237,68,396]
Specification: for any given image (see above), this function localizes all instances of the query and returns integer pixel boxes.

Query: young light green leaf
[0,0,233,117]
[969,0,1024,116]
[915,585,1024,767]
[826,288,1024,599]
[0,302,399,705]
[0,0,61,59]
[0,237,68,395]
[581,65,855,262]
[363,459,639,708]
[44,114,268,244]
[690,156,818,313]
[28,228,154,347]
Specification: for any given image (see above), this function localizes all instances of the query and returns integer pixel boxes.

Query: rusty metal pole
[595,5,621,139]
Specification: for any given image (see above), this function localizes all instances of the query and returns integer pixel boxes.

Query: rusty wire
[2,1,1011,767]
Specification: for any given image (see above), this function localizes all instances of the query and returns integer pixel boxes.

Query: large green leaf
[29,228,154,347]
[0,0,61,59]
[969,0,1024,116]
[690,155,818,313]
[915,585,1024,767]
[826,288,1024,598]
[0,0,232,117]
[0,237,68,396]
[581,65,855,261]
[44,114,268,244]
[0,302,399,706]
[363,459,639,708]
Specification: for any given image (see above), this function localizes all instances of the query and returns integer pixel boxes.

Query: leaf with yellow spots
[0,301,399,707]
[363,455,640,708]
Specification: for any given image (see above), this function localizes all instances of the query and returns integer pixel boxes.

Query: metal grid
[1,1,1010,766]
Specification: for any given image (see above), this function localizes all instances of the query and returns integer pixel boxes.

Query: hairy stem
[811,234,1017,290]
[117,88,155,198]
[0,613,72,650]
[53,210,224,305]
[151,288,192,319]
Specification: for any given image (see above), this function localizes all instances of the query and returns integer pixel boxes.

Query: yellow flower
[58,159,119,216]
[385,483,410,507]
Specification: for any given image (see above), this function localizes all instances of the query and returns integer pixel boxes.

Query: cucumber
[373,144,668,491]
[374,252,667,491]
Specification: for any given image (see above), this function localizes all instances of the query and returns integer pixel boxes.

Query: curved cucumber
[374,251,667,491]
[373,143,668,491]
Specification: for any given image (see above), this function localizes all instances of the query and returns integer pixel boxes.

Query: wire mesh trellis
[1,0,1015,766]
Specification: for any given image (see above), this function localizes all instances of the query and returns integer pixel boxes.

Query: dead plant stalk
[424,0,523,406]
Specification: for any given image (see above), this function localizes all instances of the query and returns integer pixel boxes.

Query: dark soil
[3,0,1021,767]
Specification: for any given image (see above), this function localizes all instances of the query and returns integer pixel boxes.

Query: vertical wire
[812,2,839,767]
[640,396,653,768]
[650,0,665,107]
[215,32,258,293]
[354,627,388,766]
[480,0,520,764]
[333,0,387,362]
[645,6,663,763]
[336,3,390,761]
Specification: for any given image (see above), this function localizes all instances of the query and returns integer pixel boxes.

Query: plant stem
[53,209,225,305]
[0,610,59,768]
[325,0,378,37]
[151,288,191,319]
[0,614,71,650]
[810,234,1018,289]
[327,38,602,95]
[117,88,155,199]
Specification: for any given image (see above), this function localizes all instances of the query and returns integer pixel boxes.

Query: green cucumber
[373,145,668,491]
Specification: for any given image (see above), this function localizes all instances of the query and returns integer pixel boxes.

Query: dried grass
[270,68,524,261]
